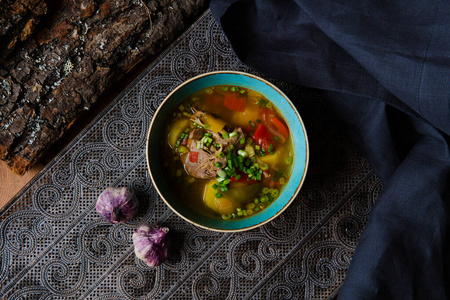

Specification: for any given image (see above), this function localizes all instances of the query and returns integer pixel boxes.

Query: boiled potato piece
[200,113,227,133]
[227,102,260,127]
[256,145,287,170]
[223,183,261,207]
[203,180,239,215]
[168,118,190,149]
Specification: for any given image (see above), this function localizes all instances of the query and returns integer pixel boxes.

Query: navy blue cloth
[210,1,450,298]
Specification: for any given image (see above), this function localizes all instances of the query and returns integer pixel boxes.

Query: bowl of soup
[146,71,308,232]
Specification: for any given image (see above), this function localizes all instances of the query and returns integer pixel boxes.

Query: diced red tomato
[230,172,258,184]
[271,117,289,139]
[252,123,274,151]
[189,152,198,163]
[223,92,246,111]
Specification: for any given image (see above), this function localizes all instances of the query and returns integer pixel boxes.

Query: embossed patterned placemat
[0,10,381,299]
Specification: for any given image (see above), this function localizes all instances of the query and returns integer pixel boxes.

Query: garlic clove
[96,187,138,224]
[133,224,170,267]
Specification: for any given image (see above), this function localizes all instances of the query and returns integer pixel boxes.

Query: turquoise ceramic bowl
[146,71,308,232]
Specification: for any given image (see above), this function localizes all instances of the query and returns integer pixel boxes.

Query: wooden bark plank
[0,0,208,175]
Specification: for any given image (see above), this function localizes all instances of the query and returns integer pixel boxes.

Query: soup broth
[161,85,294,220]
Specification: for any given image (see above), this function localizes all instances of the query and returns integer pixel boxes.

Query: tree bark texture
[0,0,208,175]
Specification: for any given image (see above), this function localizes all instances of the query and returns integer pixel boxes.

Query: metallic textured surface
[0,10,381,299]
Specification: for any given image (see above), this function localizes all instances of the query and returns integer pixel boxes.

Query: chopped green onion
[187,177,195,183]
[266,102,273,109]
[203,124,211,129]
[246,203,256,210]
[232,213,237,219]
[215,162,222,168]
[229,131,238,138]
[231,87,236,92]
[262,187,270,194]
[237,150,249,157]
[279,177,286,185]
[274,136,280,141]
[212,183,218,189]
[206,88,214,95]
[285,157,293,165]
[176,169,183,177]
[184,128,190,133]
[271,189,279,198]
[237,211,243,216]
[246,209,254,216]
[222,214,231,220]
[217,177,226,182]
[178,104,185,111]
[249,120,255,128]
[256,119,261,123]
[197,141,203,149]
[215,192,222,198]
[218,152,224,158]
[218,170,227,178]
[236,208,242,212]
[235,174,241,180]
[222,132,229,139]
[254,198,259,204]
[222,86,229,91]
[240,89,246,94]
[177,146,188,154]
[254,207,260,212]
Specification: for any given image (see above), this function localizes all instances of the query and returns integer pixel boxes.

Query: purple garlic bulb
[96,187,138,224]
[133,224,170,267]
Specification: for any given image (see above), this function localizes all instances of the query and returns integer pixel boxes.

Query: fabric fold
[210,0,450,298]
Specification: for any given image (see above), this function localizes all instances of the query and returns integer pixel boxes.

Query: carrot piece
[189,152,199,163]
[223,92,246,111]
[271,117,289,139]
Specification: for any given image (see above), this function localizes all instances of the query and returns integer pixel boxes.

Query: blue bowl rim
[146,70,309,232]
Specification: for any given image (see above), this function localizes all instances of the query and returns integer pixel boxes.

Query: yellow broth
[161,85,294,220]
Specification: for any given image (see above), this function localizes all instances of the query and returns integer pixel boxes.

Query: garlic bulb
[96,187,138,224]
[133,224,170,267]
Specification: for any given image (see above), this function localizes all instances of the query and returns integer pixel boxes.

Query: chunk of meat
[180,114,245,179]
[183,138,226,179]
